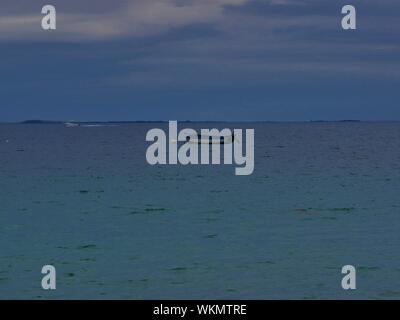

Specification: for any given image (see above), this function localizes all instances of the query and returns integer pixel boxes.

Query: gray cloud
[1,0,399,86]
[0,0,251,40]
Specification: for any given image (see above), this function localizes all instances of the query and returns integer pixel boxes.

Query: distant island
[19,120,170,124]
[20,120,63,124]
[17,119,364,124]
[309,120,361,123]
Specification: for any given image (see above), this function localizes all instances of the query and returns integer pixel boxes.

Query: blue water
[0,122,399,299]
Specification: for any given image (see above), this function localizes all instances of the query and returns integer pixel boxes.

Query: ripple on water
[378,291,400,298]
[144,207,166,213]
[168,267,188,272]
[203,234,218,239]
[77,244,97,250]
[294,207,359,215]
[358,266,381,272]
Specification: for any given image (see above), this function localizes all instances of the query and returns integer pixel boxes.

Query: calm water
[0,122,399,299]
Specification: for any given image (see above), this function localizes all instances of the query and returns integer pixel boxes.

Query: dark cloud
[0,0,399,121]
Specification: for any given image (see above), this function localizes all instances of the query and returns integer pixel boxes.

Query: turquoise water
[0,122,399,299]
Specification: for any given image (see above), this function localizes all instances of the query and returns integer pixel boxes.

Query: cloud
[0,0,249,41]
[1,0,399,86]
[269,0,306,5]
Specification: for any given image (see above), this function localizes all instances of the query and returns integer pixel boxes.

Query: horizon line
[1,119,400,124]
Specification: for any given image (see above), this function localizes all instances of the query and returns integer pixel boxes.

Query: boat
[172,133,236,144]
[64,122,80,128]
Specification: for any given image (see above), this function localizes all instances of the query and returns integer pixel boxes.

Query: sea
[0,122,399,299]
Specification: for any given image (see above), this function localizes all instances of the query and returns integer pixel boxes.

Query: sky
[0,0,399,122]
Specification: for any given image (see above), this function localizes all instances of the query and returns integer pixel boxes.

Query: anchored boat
[64,122,80,128]
[172,133,235,144]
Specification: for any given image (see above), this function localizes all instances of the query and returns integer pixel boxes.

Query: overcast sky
[0,0,399,121]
